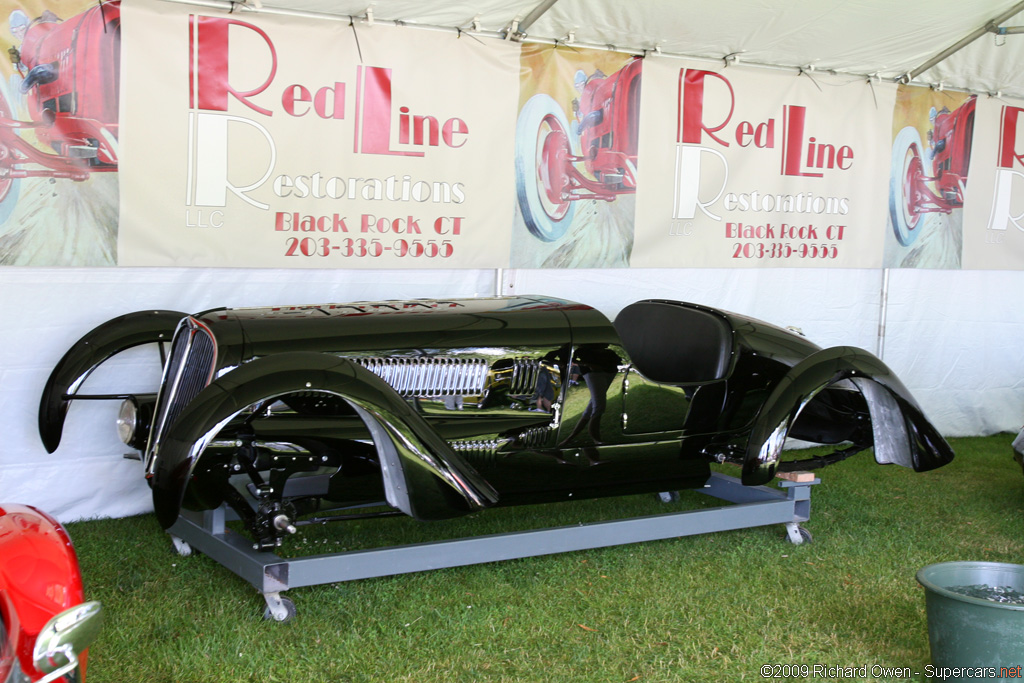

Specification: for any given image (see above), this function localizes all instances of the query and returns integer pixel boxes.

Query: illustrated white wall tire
[514,93,577,242]
[888,126,929,247]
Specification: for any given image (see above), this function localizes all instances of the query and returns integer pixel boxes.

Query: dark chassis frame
[168,472,817,622]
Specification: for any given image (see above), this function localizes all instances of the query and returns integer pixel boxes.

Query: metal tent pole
[904,0,1024,82]
[877,268,890,360]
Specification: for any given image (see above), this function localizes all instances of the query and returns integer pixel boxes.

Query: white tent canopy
[178,0,1024,97]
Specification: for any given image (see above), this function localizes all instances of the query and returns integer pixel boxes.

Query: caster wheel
[784,524,813,545]
[656,491,680,504]
[263,595,296,623]
[171,536,192,557]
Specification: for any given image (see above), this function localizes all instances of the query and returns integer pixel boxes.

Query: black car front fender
[743,345,954,485]
[150,351,500,529]
[39,310,186,453]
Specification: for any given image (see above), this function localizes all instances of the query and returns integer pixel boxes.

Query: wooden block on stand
[775,470,815,483]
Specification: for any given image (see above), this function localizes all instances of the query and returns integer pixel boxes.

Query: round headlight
[117,399,137,446]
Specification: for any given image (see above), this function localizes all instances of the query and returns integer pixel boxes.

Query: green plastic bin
[917,561,1024,681]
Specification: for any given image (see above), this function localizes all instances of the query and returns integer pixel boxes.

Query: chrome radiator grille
[355,357,489,398]
[145,317,216,473]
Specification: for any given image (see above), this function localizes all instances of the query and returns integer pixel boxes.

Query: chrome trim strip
[145,317,217,476]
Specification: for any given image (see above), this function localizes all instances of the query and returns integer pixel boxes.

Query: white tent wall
[882,268,1024,436]
[3,266,1022,522]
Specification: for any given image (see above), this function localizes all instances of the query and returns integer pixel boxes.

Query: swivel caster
[262,593,296,623]
[784,523,813,545]
[170,535,193,557]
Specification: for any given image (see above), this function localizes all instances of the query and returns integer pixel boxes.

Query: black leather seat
[613,301,734,385]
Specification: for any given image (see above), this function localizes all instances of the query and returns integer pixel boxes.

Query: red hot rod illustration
[0,2,120,222]
[515,57,642,241]
[888,95,976,247]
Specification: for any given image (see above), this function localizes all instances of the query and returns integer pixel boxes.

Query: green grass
[67,435,1024,682]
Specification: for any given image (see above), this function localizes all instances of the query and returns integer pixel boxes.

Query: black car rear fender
[742,345,954,485]
[151,351,500,529]
[39,310,186,453]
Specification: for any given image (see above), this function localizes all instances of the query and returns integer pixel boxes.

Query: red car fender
[0,504,86,681]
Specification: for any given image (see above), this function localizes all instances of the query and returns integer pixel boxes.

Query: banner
[962,95,1024,269]
[884,86,974,268]
[118,0,520,268]
[0,0,120,266]
[1,0,1022,271]
[630,59,897,268]
[510,45,640,268]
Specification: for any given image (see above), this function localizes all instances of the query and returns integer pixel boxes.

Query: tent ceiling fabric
[202,0,1024,97]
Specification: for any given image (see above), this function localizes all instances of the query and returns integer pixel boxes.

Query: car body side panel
[742,345,955,485]
[151,351,499,529]
[38,310,185,452]
[201,296,585,364]
[726,310,823,367]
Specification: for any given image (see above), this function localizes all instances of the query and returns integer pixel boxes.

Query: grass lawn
[67,435,1023,682]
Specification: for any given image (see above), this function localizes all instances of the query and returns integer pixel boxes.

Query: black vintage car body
[40,296,953,549]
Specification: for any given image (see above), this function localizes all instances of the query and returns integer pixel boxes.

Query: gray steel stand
[166,471,819,621]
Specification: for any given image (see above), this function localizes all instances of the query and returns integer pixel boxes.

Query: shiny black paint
[38,310,185,453]
[741,345,953,485]
[39,295,955,550]
[152,351,500,529]
[204,297,585,360]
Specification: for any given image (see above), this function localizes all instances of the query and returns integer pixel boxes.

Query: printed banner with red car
[0,0,1022,270]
